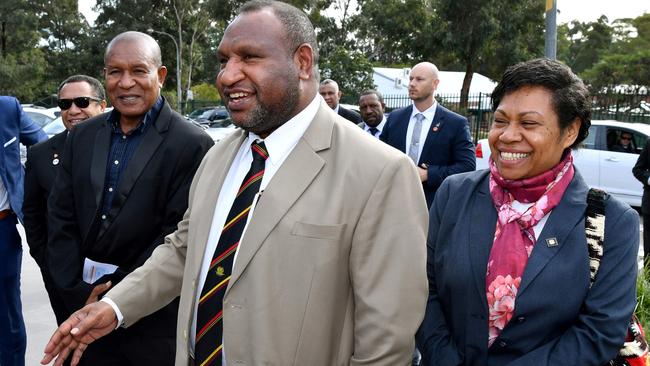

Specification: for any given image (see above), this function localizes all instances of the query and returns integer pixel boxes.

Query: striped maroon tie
[195,140,268,366]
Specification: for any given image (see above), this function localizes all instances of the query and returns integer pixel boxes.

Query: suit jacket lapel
[518,172,588,295]
[189,131,246,273]
[420,105,446,163]
[90,122,111,208]
[394,105,412,152]
[226,105,331,294]
[468,171,496,313]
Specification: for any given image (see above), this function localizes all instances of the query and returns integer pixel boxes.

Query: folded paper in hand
[82,258,118,284]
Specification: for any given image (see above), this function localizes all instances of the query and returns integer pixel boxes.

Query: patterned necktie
[195,140,268,366]
[408,113,424,164]
[368,127,379,136]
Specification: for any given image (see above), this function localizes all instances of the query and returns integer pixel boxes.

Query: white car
[475,120,650,208]
[23,106,59,127]
[204,118,237,142]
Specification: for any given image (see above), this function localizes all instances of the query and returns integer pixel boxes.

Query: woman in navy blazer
[416,59,639,366]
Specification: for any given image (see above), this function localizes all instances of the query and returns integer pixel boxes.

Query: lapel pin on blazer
[432,122,441,132]
[546,237,558,247]
[52,153,59,166]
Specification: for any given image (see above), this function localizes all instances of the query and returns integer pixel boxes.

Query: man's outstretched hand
[41,301,118,366]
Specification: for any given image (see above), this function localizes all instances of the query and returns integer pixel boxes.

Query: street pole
[148,29,182,112]
[545,0,557,60]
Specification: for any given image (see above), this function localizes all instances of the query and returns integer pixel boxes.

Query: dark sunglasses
[57,97,101,110]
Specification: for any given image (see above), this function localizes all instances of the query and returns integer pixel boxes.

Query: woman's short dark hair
[491,58,591,149]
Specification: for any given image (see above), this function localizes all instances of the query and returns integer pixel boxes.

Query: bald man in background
[45,31,213,365]
[380,62,475,208]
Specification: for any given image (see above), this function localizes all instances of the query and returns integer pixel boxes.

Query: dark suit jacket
[46,101,214,336]
[337,105,362,124]
[24,131,69,324]
[380,104,475,207]
[417,169,638,366]
[633,138,650,214]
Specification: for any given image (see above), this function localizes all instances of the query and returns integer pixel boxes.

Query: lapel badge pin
[52,158,59,165]
[546,237,558,247]
[216,266,225,277]
[432,123,440,132]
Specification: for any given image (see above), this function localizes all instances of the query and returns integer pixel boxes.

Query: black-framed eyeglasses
[57,97,101,110]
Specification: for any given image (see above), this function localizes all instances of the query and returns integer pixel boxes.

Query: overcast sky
[78,0,650,27]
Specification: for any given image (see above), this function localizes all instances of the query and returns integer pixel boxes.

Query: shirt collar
[410,100,438,121]
[108,96,164,134]
[246,94,320,168]
[365,115,387,133]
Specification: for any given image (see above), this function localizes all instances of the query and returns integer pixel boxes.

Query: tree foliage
[0,0,646,107]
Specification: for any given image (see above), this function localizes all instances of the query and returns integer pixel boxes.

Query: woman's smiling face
[488,86,579,180]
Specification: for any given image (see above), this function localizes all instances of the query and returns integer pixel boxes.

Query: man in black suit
[380,62,475,208]
[357,89,387,139]
[24,75,107,326]
[319,79,363,124]
[633,138,650,266]
[45,31,214,365]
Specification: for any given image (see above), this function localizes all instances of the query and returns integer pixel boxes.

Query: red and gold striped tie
[195,140,268,366]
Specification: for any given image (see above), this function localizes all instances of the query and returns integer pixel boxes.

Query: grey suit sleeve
[505,204,639,366]
[348,154,429,365]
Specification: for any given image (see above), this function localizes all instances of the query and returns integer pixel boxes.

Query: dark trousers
[0,216,26,366]
[77,327,175,366]
[642,214,650,269]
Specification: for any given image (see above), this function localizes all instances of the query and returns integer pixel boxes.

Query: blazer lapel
[90,123,111,208]
[419,105,446,164]
[189,131,247,273]
[468,172,496,313]
[517,173,588,295]
[226,105,332,294]
[394,106,412,152]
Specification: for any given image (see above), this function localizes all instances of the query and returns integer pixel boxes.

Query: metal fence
[383,91,650,143]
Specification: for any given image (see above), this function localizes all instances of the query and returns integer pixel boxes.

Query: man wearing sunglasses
[43,31,213,365]
[24,75,107,329]
[0,96,47,366]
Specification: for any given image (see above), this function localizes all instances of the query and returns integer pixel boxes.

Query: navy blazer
[0,96,47,222]
[379,104,475,207]
[417,169,639,366]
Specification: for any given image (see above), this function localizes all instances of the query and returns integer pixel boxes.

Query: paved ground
[19,216,647,365]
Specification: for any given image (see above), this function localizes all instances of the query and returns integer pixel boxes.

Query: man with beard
[43,32,214,365]
[42,2,428,366]
[380,62,475,208]
[358,89,387,139]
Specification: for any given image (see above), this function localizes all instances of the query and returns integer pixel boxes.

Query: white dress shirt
[511,201,550,239]
[405,102,437,163]
[363,116,387,139]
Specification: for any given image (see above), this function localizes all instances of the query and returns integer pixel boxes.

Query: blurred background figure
[0,96,47,366]
[357,89,386,139]
[319,78,363,124]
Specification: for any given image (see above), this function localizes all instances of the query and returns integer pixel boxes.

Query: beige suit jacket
[107,102,429,365]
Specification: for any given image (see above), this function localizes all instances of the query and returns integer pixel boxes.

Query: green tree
[319,45,375,103]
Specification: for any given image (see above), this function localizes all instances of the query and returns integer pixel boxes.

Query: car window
[606,128,641,154]
[582,126,598,150]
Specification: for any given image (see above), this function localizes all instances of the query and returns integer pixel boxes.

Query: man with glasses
[612,132,635,153]
[0,96,47,366]
[24,75,107,327]
[43,32,213,365]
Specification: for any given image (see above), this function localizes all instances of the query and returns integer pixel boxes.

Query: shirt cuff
[100,297,124,329]
[647,177,650,185]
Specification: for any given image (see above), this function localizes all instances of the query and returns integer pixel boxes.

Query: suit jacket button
[516,316,525,323]
[499,340,507,348]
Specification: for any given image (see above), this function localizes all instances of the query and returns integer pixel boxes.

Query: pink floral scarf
[486,151,574,347]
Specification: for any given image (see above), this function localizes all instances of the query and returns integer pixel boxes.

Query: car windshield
[187,108,212,118]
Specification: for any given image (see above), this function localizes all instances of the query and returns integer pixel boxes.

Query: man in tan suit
[42,1,428,365]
